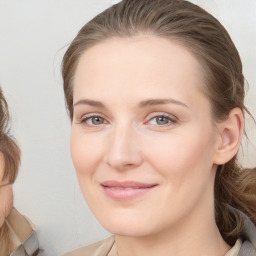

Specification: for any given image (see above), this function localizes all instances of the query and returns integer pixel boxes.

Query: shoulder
[239,213,256,255]
[228,206,256,255]
[62,236,115,256]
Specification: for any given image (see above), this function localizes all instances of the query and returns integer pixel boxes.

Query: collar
[6,208,39,256]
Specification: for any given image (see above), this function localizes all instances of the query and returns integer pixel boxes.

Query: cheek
[70,131,98,205]
[145,126,216,180]
[142,127,216,220]
[70,128,107,184]
[0,185,13,227]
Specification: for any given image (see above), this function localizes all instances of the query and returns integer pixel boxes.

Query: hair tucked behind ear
[62,0,256,244]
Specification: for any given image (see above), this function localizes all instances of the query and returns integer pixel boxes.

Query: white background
[0,1,255,255]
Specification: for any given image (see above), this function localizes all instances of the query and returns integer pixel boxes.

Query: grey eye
[155,116,171,125]
[91,116,104,125]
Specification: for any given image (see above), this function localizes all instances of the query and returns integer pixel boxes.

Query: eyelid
[144,112,178,125]
[78,112,109,124]
[75,111,178,127]
[146,112,177,120]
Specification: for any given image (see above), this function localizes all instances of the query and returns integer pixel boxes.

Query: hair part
[62,0,256,244]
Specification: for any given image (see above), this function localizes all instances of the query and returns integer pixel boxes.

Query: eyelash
[79,113,177,128]
[145,113,177,127]
[80,113,108,126]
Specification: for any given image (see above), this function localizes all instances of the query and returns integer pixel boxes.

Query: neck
[114,226,230,256]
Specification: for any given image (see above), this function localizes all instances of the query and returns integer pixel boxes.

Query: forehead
[73,36,206,104]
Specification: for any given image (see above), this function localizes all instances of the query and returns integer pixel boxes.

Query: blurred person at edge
[0,87,39,256]
[61,0,256,255]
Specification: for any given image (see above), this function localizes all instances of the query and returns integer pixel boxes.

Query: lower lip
[102,186,156,200]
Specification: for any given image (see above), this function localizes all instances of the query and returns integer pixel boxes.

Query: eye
[147,114,176,126]
[81,115,106,126]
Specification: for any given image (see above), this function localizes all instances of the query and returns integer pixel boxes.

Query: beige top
[62,236,115,256]
[5,208,39,256]
[224,239,242,256]
[62,236,242,256]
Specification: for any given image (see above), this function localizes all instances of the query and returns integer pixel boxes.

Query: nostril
[104,151,143,170]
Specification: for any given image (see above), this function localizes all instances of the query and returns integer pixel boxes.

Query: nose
[104,125,143,170]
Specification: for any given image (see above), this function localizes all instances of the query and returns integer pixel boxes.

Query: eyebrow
[139,98,189,108]
[73,99,105,108]
[73,98,189,109]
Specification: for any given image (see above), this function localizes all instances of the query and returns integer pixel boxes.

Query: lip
[101,180,158,200]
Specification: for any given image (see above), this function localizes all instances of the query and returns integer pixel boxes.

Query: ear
[213,108,244,165]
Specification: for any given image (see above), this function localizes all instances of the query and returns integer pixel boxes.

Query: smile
[100,181,157,200]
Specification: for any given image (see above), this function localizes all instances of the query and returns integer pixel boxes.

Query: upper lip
[101,180,157,189]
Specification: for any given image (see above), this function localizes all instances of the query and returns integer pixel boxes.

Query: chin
[103,221,154,237]
[94,209,162,237]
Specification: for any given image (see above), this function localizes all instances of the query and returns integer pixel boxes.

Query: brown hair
[0,222,12,256]
[62,0,256,244]
[0,88,21,184]
[0,87,21,255]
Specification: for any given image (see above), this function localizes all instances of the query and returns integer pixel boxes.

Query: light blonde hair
[62,0,256,245]
[0,87,21,255]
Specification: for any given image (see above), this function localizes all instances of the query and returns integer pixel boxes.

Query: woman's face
[71,36,221,237]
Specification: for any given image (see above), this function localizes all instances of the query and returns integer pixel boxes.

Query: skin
[0,153,13,228]
[70,36,243,256]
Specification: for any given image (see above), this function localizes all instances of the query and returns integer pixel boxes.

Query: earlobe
[213,108,244,165]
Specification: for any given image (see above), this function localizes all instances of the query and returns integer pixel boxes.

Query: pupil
[92,117,103,125]
[157,116,168,125]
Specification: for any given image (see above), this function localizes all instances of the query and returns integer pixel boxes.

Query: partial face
[71,36,220,237]
[0,153,13,227]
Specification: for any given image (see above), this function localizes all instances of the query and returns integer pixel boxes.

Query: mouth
[100,180,158,200]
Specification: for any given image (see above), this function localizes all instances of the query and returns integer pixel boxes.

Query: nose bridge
[105,121,142,169]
